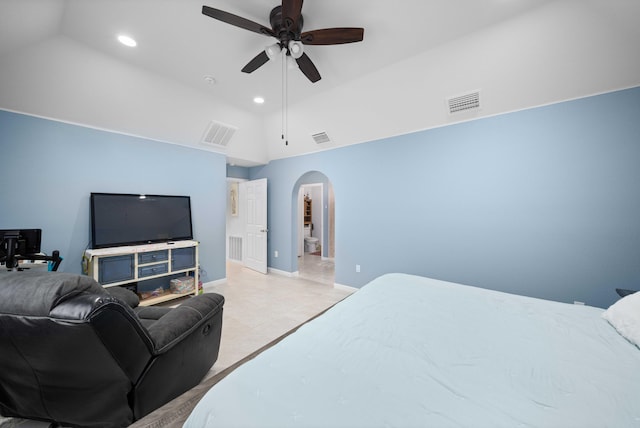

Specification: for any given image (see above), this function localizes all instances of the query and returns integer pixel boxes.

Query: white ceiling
[1,0,639,166]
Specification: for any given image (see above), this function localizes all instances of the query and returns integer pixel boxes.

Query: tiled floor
[203,254,354,378]
[297,252,336,285]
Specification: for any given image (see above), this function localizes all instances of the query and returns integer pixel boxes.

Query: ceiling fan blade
[295,52,321,83]
[301,28,364,45]
[241,51,271,74]
[281,0,303,31]
[202,6,274,37]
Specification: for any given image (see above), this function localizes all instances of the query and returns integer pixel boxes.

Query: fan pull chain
[285,60,289,146]
[281,50,288,146]
[281,50,284,142]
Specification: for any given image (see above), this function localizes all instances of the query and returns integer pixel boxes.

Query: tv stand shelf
[83,240,199,307]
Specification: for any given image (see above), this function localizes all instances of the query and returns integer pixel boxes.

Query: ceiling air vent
[312,132,331,144]
[201,120,237,148]
[447,91,481,114]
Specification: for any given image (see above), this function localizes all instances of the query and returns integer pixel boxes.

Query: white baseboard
[268,267,297,277]
[202,278,226,292]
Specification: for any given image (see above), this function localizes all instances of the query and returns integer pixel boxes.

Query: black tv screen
[90,193,193,249]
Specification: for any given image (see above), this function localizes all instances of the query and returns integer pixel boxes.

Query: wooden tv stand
[83,240,199,306]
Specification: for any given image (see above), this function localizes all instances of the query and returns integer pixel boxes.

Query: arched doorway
[291,171,335,285]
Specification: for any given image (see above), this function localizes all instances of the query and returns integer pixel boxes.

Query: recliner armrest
[106,286,140,308]
[145,293,224,353]
[50,294,155,385]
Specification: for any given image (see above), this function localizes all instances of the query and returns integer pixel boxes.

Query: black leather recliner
[0,270,224,427]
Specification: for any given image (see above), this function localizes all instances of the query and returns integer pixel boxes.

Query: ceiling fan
[202,1,364,83]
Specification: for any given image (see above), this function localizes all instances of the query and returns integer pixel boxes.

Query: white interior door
[244,178,268,274]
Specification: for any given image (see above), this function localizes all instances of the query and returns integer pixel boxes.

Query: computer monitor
[0,229,42,269]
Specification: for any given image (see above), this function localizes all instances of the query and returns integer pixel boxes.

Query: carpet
[0,419,50,428]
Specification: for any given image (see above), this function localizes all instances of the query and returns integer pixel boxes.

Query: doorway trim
[298,183,324,257]
[290,171,335,275]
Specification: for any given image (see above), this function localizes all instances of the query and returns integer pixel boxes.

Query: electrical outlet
[274,250,278,258]
[355,264,360,273]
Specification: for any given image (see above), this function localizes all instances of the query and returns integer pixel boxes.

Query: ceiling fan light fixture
[265,43,282,60]
[288,40,304,59]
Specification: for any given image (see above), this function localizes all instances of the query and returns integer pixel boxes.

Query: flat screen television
[90,193,193,249]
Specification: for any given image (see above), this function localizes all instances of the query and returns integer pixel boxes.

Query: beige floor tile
[202,255,355,380]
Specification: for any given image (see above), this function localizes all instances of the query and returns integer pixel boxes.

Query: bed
[184,273,640,427]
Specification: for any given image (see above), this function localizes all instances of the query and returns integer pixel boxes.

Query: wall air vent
[447,91,481,114]
[201,120,237,148]
[312,132,331,144]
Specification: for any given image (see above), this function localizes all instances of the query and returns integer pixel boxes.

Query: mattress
[184,273,640,427]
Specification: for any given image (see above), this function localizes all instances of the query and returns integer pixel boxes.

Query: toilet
[304,236,319,253]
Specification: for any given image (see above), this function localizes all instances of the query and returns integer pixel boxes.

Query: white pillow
[602,291,640,348]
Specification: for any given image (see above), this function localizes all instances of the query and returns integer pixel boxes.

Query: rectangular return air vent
[201,120,237,148]
[447,91,481,114]
[228,235,242,262]
[311,131,331,144]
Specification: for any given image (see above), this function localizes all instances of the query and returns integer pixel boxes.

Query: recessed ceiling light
[204,75,216,85]
[117,35,137,47]
[253,97,265,104]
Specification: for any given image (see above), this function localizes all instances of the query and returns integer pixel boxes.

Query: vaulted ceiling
[1,0,639,166]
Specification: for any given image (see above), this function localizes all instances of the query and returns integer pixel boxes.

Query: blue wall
[0,110,227,282]
[250,87,640,308]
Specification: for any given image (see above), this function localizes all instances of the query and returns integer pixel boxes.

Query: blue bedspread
[185,273,640,427]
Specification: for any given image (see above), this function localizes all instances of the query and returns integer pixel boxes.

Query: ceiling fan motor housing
[270,6,303,44]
